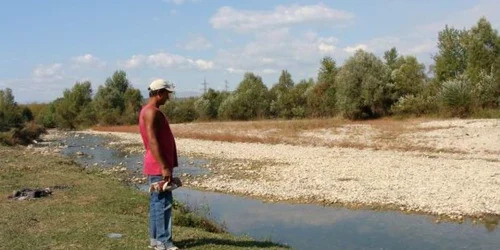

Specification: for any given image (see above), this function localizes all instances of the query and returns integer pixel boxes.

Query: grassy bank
[0,145,288,250]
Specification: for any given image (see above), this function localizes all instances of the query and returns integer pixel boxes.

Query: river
[60,132,500,250]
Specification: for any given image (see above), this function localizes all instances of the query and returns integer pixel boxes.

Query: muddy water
[62,133,500,250]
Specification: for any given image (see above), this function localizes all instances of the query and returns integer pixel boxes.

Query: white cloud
[226,67,245,74]
[215,30,343,81]
[32,63,64,82]
[262,69,277,74]
[119,55,146,69]
[71,54,106,69]
[147,53,187,68]
[121,52,214,71]
[189,59,215,71]
[224,31,335,67]
[210,4,354,32]
[181,36,213,51]
[318,43,335,53]
[343,44,368,53]
[191,59,214,70]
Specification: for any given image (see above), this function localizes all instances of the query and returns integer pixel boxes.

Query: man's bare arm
[143,107,171,181]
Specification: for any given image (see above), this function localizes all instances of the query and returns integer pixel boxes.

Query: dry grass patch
[93,117,466,154]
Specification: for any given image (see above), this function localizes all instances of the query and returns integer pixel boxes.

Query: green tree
[433,26,468,83]
[54,81,94,129]
[384,47,399,71]
[218,73,269,120]
[307,57,338,117]
[335,50,390,119]
[36,102,57,128]
[194,88,229,120]
[122,88,144,124]
[0,88,23,131]
[390,56,426,101]
[20,106,34,122]
[465,17,500,84]
[289,78,314,118]
[93,70,142,125]
[162,97,198,123]
[269,70,295,118]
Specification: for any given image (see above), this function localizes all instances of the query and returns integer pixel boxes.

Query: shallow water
[61,133,210,177]
[62,133,500,250]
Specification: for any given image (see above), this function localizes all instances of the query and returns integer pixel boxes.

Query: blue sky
[1,0,499,103]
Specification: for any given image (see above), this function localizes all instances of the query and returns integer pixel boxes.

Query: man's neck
[148,98,160,108]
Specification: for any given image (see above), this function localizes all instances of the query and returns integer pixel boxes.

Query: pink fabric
[139,104,178,175]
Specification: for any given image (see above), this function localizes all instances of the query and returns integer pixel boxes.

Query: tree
[0,88,23,131]
[269,70,295,118]
[433,26,468,83]
[20,106,34,122]
[391,56,426,100]
[289,78,314,118]
[384,47,399,71]
[335,50,390,119]
[36,102,57,128]
[162,97,198,123]
[465,17,500,84]
[122,88,143,124]
[307,57,338,117]
[93,70,142,125]
[194,88,229,120]
[54,81,94,129]
[473,71,500,108]
[218,73,269,120]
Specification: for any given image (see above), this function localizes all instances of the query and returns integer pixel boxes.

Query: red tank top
[139,104,178,175]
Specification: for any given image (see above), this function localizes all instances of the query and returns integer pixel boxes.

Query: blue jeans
[148,175,174,248]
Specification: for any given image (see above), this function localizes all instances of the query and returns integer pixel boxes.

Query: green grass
[0,145,289,250]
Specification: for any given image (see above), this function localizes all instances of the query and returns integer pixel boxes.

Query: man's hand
[162,168,172,183]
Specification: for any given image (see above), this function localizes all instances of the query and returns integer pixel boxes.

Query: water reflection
[171,188,500,250]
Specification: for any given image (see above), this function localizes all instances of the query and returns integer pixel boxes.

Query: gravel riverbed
[81,119,500,220]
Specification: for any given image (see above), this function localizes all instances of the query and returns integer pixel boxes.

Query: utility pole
[202,77,208,94]
[224,80,229,92]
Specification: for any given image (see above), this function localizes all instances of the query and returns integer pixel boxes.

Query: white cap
[148,79,175,92]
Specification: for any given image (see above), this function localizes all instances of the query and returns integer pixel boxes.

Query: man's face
[158,90,172,105]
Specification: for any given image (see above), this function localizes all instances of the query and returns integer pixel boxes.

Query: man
[139,79,179,250]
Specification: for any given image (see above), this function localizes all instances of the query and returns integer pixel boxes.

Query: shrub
[439,75,473,117]
[0,122,46,146]
[391,94,438,116]
[162,97,198,123]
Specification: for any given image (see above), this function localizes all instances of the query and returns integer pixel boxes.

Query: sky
[1,0,500,103]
